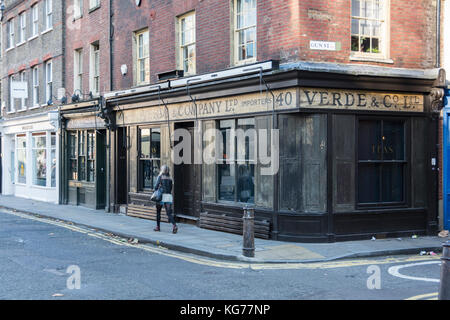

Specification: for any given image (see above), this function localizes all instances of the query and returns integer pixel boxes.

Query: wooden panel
[199,212,271,239]
[255,116,274,209]
[332,114,356,212]
[411,117,427,208]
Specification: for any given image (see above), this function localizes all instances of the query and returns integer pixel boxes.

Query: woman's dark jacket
[154,174,173,194]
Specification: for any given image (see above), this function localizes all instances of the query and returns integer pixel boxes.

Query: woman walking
[153,165,178,234]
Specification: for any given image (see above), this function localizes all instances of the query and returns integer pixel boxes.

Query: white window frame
[233,0,257,65]
[178,12,196,76]
[350,0,390,61]
[7,19,15,49]
[45,0,53,30]
[74,0,83,19]
[90,43,100,96]
[74,49,83,93]
[32,66,40,108]
[45,60,53,104]
[135,29,149,85]
[8,75,15,112]
[19,71,27,110]
[31,4,39,37]
[89,0,100,10]
[19,12,26,44]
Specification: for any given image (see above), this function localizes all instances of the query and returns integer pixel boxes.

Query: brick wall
[111,0,438,92]
[64,0,111,98]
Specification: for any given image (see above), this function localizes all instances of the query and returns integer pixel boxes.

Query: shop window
[87,132,95,182]
[32,133,47,187]
[218,118,255,204]
[357,119,405,204]
[51,133,57,187]
[16,135,27,184]
[139,127,160,190]
[68,132,78,181]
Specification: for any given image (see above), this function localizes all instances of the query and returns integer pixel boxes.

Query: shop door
[96,130,107,209]
[174,123,201,218]
[443,104,450,230]
[116,127,128,205]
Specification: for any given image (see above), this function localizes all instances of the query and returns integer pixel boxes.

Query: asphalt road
[0,210,442,301]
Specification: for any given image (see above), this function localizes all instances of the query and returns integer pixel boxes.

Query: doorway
[174,122,201,218]
[116,127,128,206]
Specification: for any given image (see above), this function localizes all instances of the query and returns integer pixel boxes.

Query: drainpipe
[106,0,114,212]
[437,0,441,68]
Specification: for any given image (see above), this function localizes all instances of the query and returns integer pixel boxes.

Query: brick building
[0,0,63,203]
[105,0,446,242]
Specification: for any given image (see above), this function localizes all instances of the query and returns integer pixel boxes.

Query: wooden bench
[199,212,271,239]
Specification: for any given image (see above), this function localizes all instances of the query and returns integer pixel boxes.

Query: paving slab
[0,195,447,263]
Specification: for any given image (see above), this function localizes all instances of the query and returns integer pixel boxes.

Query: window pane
[351,18,359,34]
[358,120,382,160]
[17,149,26,184]
[140,128,150,158]
[381,163,404,202]
[352,0,360,16]
[79,156,86,181]
[237,163,254,203]
[151,128,161,158]
[351,35,359,52]
[237,118,255,161]
[70,159,78,180]
[33,149,47,186]
[358,164,380,203]
[219,164,235,201]
[383,121,405,160]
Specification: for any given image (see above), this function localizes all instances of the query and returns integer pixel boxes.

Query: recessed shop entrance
[174,122,201,219]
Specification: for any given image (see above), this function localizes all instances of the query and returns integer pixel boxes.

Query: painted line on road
[405,292,439,300]
[388,261,441,283]
[1,209,442,270]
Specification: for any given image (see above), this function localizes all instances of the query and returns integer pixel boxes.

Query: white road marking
[388,261,441,283]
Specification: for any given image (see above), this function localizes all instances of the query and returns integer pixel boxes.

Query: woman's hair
[160,165,170,176]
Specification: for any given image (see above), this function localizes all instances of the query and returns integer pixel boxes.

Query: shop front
[106,65,443,242]
[0,111,60,203]
[60,99,109,210]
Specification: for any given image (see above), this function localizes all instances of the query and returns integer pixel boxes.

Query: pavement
[0,194,448,264]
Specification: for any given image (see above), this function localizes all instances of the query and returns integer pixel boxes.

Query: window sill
[16,108,27,113]
[233,58,257,67]
[89,5,101,14]
[41,28,53,35]
[5,47,15,53]
[73,15,83,21]
[28,34,39,41]
[29,105,41,110]
[16,41,26,47]
[349,55,394,64]
[6,111,16,115]
[31,184,56,190]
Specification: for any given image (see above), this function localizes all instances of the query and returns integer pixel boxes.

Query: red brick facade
[65,2,111,98]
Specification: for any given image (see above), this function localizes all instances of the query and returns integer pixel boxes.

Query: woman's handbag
[151,188,163,202]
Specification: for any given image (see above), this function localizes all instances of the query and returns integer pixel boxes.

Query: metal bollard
[243,206,255,258]
[439,241,450,300]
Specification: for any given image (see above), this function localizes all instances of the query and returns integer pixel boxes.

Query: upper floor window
[90,43,100,96]
[178,12,196,76]
[19,71,27,110]
[45,60,53,104]
[19,12,26,43]
[32,66,40,107]
[74,49,83,93]
[74,0,83,19]
[351,0,387,58]
[234,0,256,64]
[45,0,53,30]
[7,19,15,49]
[32,4,39,36]
[90,0,100,10]
[135,29,149,85]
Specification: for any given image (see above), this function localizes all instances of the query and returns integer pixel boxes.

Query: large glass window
[32,133,47,186]
[218,118,255,204]
[139,128,160,190]
[68,132,78,181]
[234,0,257,64]
[358,119,405,204]
[51,133,57,187]
[68,130,96,182]
[16,135,27,184]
